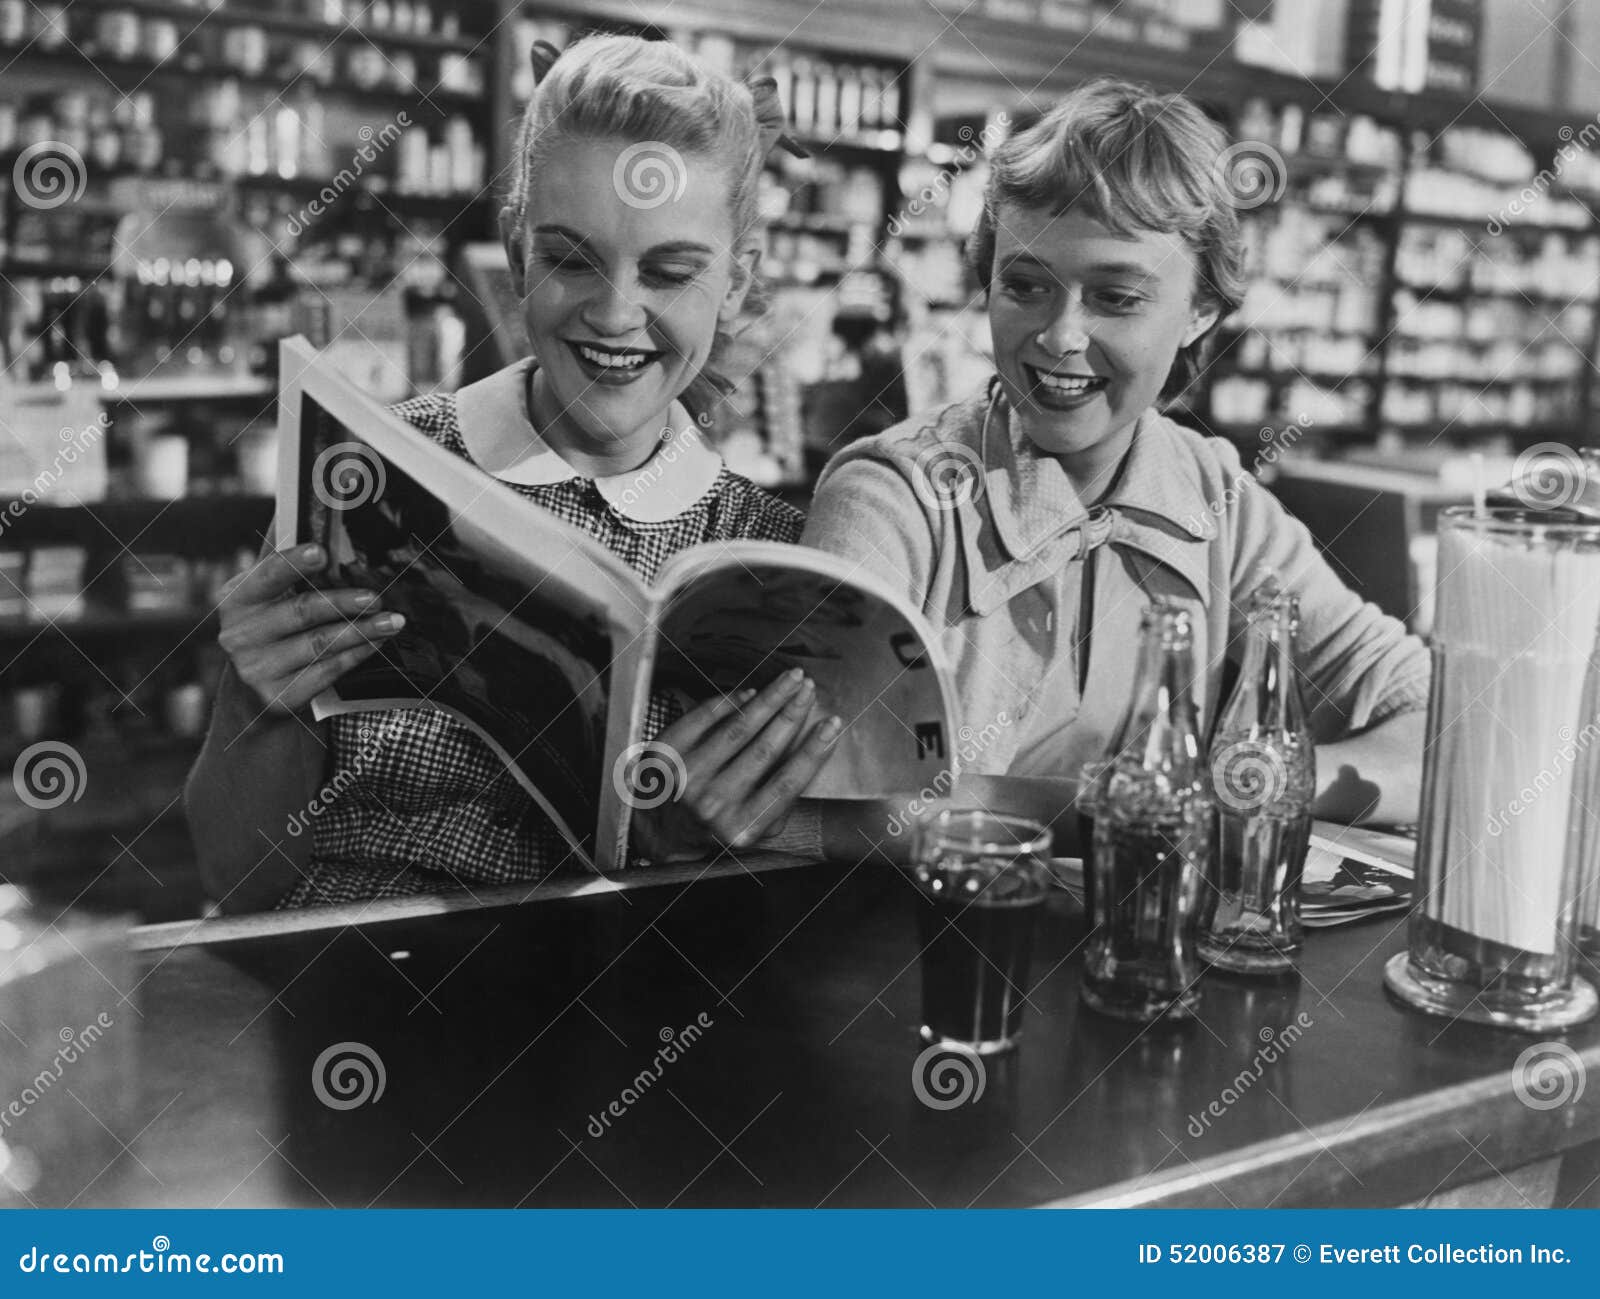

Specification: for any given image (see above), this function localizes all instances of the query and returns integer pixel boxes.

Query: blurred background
[2,0,1599,922]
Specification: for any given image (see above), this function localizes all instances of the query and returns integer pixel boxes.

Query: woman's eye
[536,253,596,275]
[999,277,1049,299]
[1094,291,1146,312]
[644,265,700,287]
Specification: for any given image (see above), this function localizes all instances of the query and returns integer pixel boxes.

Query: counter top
[70,857,1600,1208]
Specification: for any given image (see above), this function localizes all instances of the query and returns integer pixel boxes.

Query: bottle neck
[1225,611,1306,736]
[1115,631,1204,772]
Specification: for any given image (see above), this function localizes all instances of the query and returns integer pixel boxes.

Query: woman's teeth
[577,344,653,370]
[1033,369,1105,395]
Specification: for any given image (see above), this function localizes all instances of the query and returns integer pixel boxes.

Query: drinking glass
[909,809,1052,1054]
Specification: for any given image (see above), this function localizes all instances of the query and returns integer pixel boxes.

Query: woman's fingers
[684,668,810,780]
[678,687,836,845]
[724,713,844,848]
[234,613,403,712]
[224,543,329,609]
[272,640,392,713]
[220,585,382,652]
[270,611,405,675]
[719,675,819,797]
[652,685,758,753]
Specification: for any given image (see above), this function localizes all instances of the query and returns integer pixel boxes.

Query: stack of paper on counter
[1300,821,1414,927]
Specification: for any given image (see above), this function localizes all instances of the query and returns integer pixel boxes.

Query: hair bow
[746,75,809,159]
[528,39,562,84]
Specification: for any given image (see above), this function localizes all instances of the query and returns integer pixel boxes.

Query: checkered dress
[278,391,803,909]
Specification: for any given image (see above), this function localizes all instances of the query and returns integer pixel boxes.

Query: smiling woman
[802,77,1431,826]
[184,35,839,911]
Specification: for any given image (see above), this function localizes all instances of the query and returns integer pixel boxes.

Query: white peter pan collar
[453,357,724,523]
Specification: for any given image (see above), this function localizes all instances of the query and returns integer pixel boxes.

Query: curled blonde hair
[505,34,768,276]
[503,35,780,413]
[968,77,1247,399]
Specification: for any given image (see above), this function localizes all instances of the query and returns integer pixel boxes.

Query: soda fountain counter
[29,831,1600,1211]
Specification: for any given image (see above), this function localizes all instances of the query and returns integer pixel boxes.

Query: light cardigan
[802,381,1431,783]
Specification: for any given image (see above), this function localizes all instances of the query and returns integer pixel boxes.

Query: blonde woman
[188,36,835,909]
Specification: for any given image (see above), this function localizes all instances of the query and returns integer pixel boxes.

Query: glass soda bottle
[1199,582,1316,974]
[1081,600,1213,1022]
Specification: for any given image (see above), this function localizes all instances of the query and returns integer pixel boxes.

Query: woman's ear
[498,206,527,296]
[1182,300,1220,349]
[718,242,762,324]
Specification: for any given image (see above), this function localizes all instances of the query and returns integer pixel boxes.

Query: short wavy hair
[968,78,1247,399]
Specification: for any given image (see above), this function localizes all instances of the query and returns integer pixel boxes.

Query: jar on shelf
[348,45,386,90]
[389,51,418,91]
[93,8,140,61]
[0,0,28,46]
[31,1,69,51]
[221,25,269,77]
[141,17,179,64]
[437,52,482,96]
[287,39,335,85]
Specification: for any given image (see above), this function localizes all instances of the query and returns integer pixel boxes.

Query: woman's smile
[567,338,669,384]
[1022,365,1110,410]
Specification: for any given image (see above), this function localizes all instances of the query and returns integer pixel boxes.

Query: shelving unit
[8,0,1600,908]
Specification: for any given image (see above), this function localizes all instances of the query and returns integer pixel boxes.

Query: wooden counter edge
[129,852,829,950]
[1039,1042,1600,1208]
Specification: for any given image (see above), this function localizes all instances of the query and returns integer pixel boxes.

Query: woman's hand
[217,543,405,715]
[629,668,842,862]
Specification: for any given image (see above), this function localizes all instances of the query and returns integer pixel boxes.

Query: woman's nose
[581,275,649,337]
[1035,295,1090,356]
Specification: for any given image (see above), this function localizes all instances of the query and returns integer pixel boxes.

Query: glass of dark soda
[910,809,1052,1054]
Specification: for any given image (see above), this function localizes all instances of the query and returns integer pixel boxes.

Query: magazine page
[650,541,959,800]
[275,337,652,864]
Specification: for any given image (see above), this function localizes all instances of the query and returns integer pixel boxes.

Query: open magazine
[273,336,959,871]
